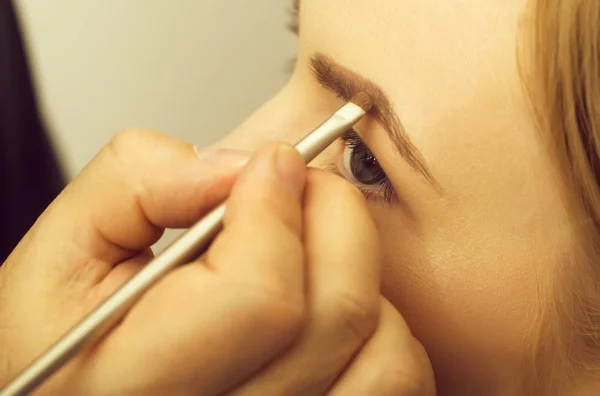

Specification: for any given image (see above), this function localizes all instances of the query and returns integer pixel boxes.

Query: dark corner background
[0,1,65,264]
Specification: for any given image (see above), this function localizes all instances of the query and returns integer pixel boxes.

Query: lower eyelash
[323,162,396,203]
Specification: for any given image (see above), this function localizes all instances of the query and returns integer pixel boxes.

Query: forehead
[296,0,531,179]
[297,2,527,113]
[297,1,525,63]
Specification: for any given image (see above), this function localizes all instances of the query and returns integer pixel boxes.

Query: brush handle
[296,102,365,162]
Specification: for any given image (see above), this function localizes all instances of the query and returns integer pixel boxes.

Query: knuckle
[326,291,380,344]
[103,128,165,188]
[108,128,158,155]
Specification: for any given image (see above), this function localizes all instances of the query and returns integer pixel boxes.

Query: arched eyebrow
[310,52,439,188]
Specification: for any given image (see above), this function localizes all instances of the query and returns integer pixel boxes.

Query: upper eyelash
[340,129,397,202]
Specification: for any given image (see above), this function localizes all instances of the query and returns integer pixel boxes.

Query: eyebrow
[310,53,438,187]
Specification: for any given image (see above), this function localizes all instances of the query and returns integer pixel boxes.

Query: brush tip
[351,92,373,112]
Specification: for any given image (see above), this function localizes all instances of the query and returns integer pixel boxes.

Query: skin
[216,0,574,393]
[0,133,435,396]
[0,1,580,395]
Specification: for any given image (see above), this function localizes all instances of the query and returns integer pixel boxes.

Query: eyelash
[333,130,397,202]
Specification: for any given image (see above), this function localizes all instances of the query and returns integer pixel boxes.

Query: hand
[219,144,436,396]
[0,128,435,395]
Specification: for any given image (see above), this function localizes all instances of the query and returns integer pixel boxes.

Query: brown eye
[338,129,396,202]
[342,133,388,185]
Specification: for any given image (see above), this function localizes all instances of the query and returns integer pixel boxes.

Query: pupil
[350,147,386,185]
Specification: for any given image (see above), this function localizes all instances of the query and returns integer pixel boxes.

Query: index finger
[17,128,242,281]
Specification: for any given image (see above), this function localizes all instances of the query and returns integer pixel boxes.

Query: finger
[205,141,306,306]
[13,128,246,284]
[328,299,436,396]
[86,143,309,395]
[232,170,381,396]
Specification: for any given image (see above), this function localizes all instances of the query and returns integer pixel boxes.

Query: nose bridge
[207,86,339,170]
[211,95,314,152]
[213,112,339,172]
[219,126,304,152]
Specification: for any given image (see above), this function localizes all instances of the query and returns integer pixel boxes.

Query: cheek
[373,196,570,391]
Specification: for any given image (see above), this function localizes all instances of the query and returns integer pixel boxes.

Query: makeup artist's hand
[0,129,435,395]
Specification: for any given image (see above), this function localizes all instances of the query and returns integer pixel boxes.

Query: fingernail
[275,145,306,198]
[194,146,251,167]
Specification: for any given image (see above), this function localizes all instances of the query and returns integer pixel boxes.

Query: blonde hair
[526,0,600,392]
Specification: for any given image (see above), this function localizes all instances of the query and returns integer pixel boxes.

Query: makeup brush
[0,93,373,396]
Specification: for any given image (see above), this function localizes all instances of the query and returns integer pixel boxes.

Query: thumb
[8,128,248,288]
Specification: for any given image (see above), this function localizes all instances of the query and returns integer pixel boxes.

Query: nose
[210,88,309,153]
[207,86,341,171]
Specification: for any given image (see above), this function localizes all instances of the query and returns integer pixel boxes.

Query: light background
[16,0,297,177]
[15,1,297,248]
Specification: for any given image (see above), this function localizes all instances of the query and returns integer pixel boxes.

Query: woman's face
[216,1,572,393]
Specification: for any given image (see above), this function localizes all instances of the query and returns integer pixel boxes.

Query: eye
[343,133,387,185]
[339,130,396,201]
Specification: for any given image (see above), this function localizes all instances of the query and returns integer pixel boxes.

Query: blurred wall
[16,0,297,177]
